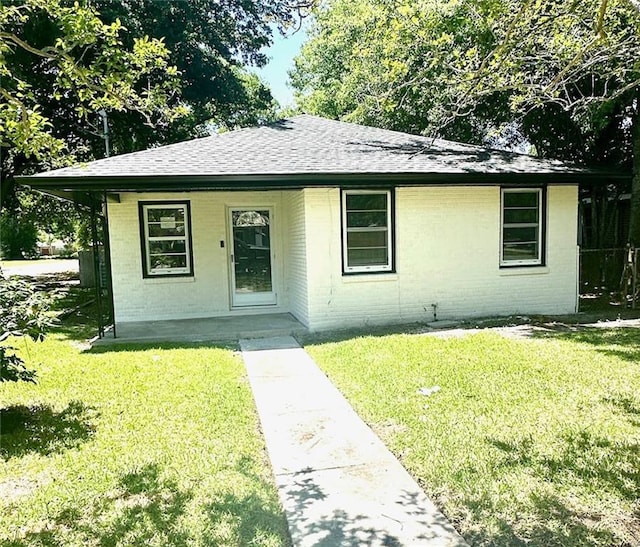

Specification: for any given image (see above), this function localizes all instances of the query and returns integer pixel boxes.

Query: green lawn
[0,333,290,546]
[305,328,640,546]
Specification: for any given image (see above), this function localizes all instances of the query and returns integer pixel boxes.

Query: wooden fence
[580,247,639,308]
[579,248,626,292]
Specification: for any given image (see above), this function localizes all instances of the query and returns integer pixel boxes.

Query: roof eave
[17,170,621,193]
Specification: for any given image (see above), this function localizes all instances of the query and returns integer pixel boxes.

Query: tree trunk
[630,100,640,246]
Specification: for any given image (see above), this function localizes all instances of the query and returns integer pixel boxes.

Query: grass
[305,328,640,546]
[0,310,290,545]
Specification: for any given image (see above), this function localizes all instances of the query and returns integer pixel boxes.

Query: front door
[229,208,276,307]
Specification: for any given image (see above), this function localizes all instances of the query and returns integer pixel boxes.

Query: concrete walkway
[240,336,468,547]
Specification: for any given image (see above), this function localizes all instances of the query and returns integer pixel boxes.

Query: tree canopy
[92,0,314,152]
[0,0,186,256]
[1,0,184,172]
[0,0,311,257]
[292,0,640,242]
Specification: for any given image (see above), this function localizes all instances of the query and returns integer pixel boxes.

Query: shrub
[0,276,56,383]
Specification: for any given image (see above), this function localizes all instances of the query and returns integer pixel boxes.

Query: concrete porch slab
[93,313,307,345]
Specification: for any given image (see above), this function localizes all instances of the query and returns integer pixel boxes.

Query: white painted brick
[303,186,578,330]
[107,185,578,331]
[282,190,309,326]
[107,191,297,322]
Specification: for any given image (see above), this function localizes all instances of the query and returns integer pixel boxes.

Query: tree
[0,210,38,258]
[292,0,640,243]
[1,0,186,257]
[1,1,313,257]
[94,0,313,149]
[428,0,640,242]
[1,0,185,170]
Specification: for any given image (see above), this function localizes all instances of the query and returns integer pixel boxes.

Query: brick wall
[303,185,578,330]
[107,185,578,330]
[107,191,296,322]
[282,190,310,326]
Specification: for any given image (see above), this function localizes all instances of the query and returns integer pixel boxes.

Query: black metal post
[102,191,116,337]
[90,199,104,338]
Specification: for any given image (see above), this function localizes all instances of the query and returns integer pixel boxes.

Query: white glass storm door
[229,208,277,307]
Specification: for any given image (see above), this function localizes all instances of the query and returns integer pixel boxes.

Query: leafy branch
[0,276,57,383]
[0,0,186,165]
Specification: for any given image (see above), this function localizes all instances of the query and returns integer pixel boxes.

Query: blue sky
[252,23,309,108]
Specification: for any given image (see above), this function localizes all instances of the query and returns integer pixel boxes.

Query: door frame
[227,206,277,308]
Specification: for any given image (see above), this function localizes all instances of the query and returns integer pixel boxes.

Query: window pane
[347,211,387,228]
[348,247,388,266]
[234,268,272,293]
[148,222,186,237]
[504,226,538,243]
[504,192,538,207]
[150,255,187,270]
[146,207,186,223]
[142,202,192,276]
[503,243,538,261]
[347,230,387,248]
[502,190,541,264]
[343,191,392,271]
[346,193,387,211]
[233,210,269,227]
[504,208,538,224]
[149,240,186,254]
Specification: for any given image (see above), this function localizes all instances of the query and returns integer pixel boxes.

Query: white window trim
[500,188,543,267]
[342,189,393,273]
[141,202,193,277]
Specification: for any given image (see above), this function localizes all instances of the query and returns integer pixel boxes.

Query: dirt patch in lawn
[371,419,408,444]
[0,474,50,504]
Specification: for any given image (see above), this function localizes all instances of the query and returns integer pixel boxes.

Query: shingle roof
[30,115,587,183]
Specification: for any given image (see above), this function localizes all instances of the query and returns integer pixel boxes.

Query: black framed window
[342,190,393,273]
[139,201,194,277]
[501,188,544,266]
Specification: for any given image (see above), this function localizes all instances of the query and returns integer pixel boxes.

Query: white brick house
[22,115,594,332]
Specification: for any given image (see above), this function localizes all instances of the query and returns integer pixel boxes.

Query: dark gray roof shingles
[32,115,584,180]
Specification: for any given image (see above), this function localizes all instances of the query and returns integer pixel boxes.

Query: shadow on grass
[51,287,102,342]
[298,322,433,346]
[84,340,237,354]
[90,464,192,546]
[605,394,640,427]
[9,270,100,343]
[203,456,292,546]
[474,427,640,545]
[489,430,640,501]
[52,315,100,342]
[2,460,290,546]
[0,401,98,460]
[19,270,79,287]
[1,464,192,547]
[299,309,640,348]
[533,325,640,363]
[458,489,620,546]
